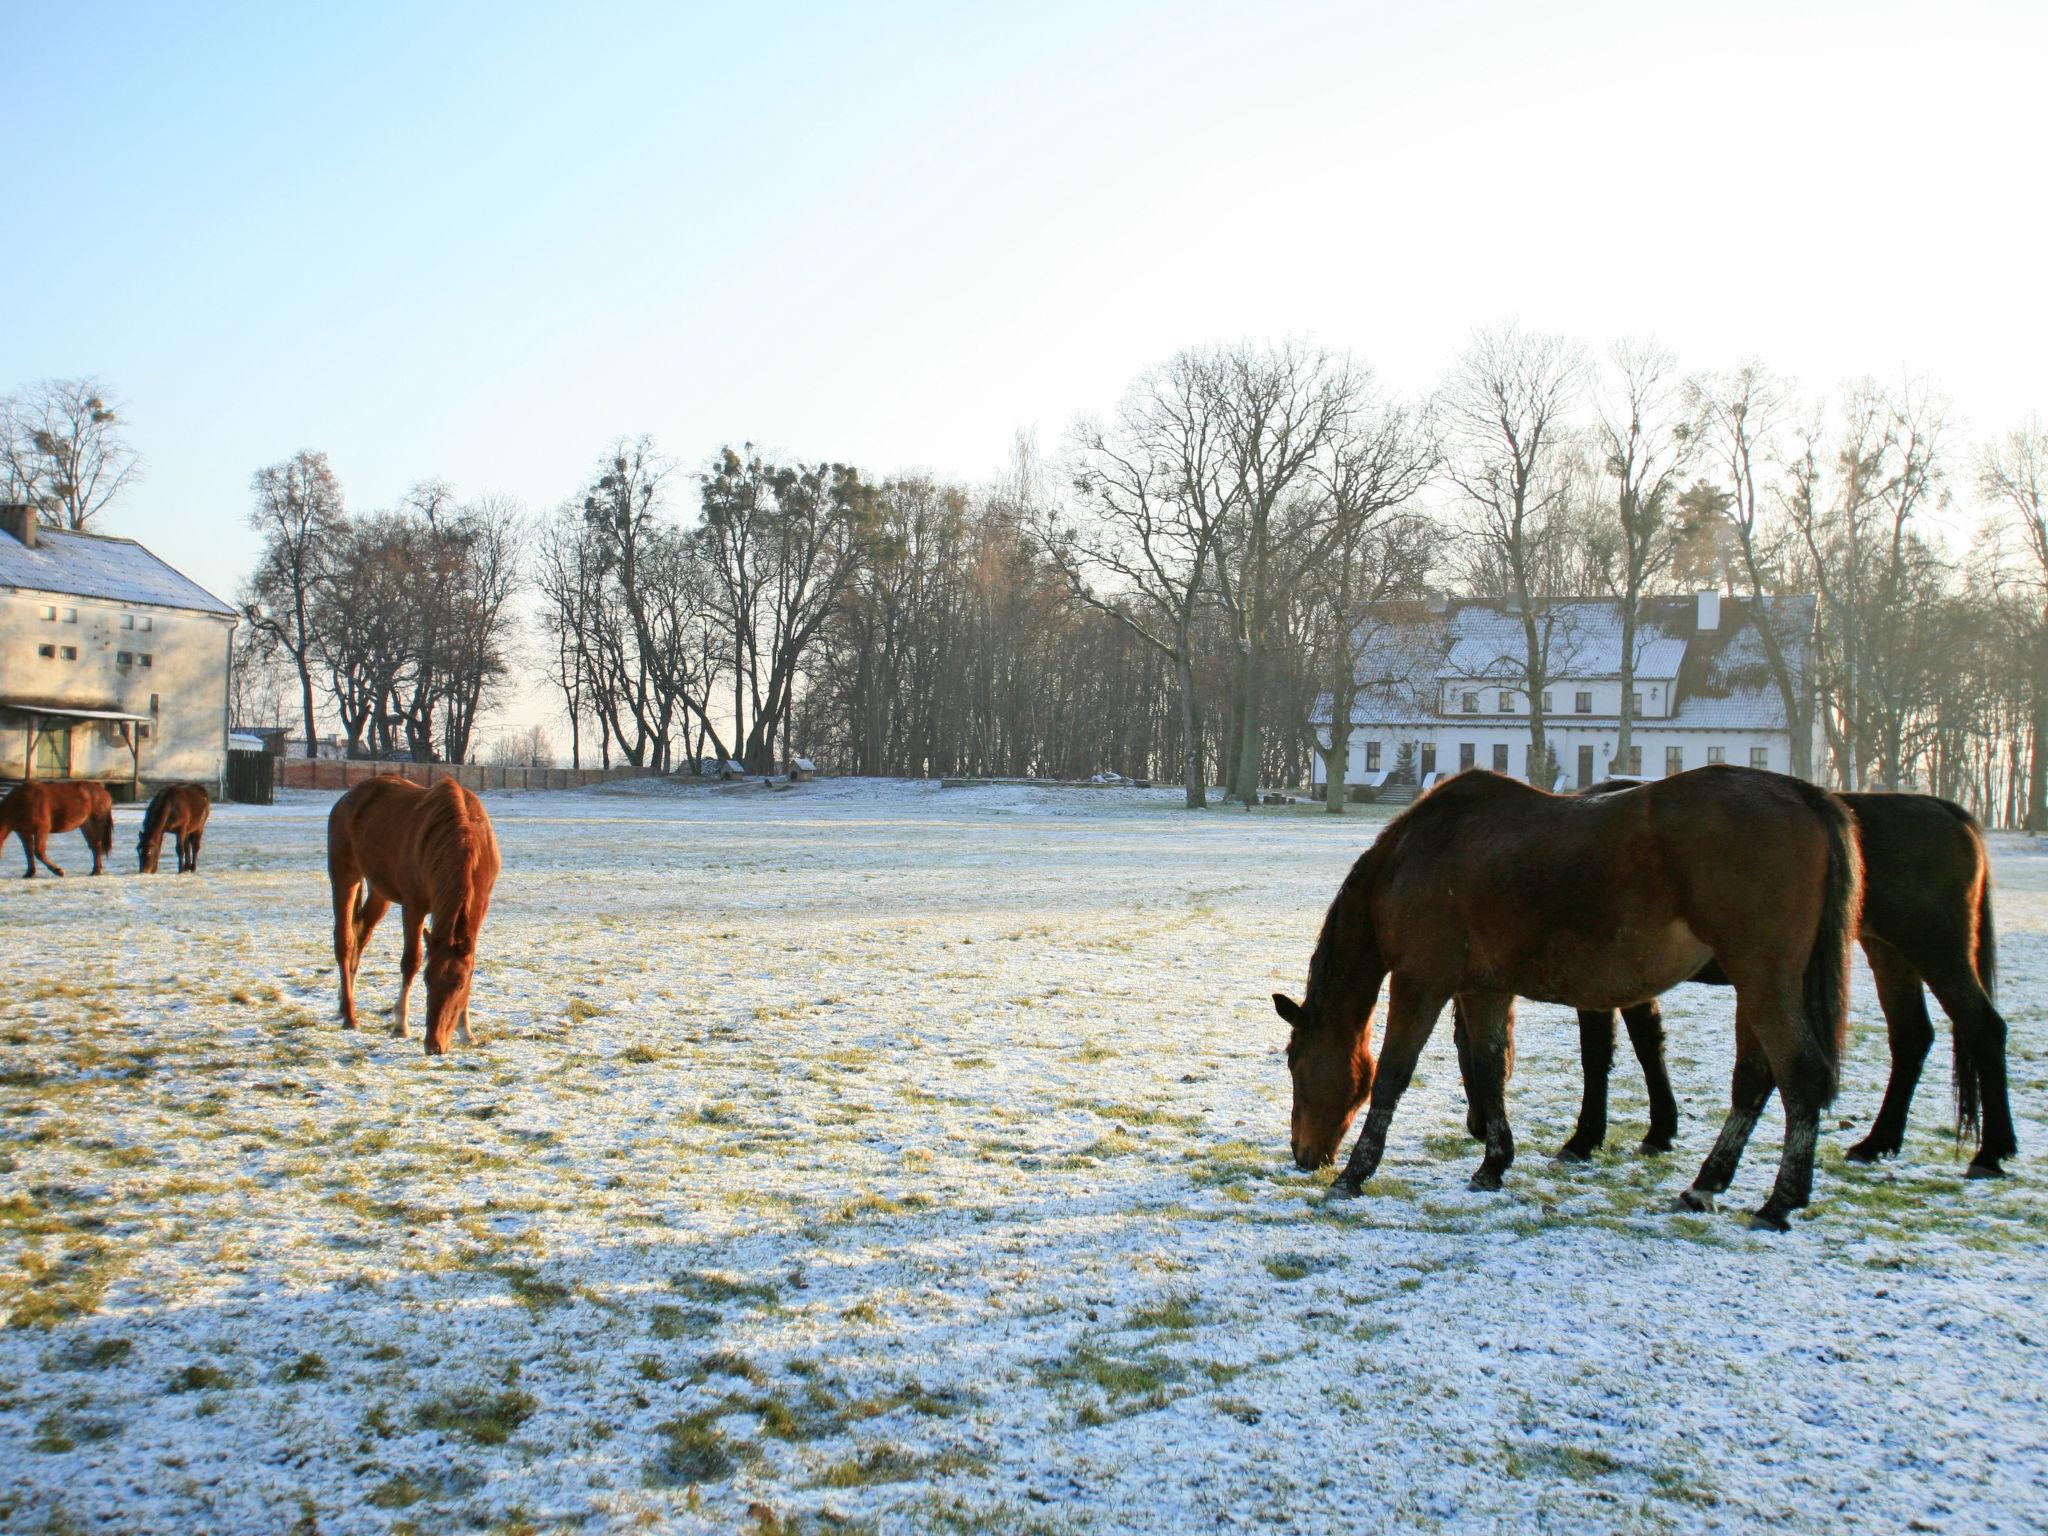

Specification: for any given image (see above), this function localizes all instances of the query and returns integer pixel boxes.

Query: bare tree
[1048,353,1239,807]
[1440,324,1588,785]
[1691,364,1816,778]
[1305,391,1438,812]
[1978,417,2048,827]
[1209,341,1361,806]
[1592,339,1700,769]
[0,377,142,531]
[242,451,346,757]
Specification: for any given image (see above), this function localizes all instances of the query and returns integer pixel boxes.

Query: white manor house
[1312,590,1820,796]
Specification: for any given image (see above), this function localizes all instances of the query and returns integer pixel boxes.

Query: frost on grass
[0,778,2043,1534]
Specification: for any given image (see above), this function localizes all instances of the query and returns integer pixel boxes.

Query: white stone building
[1311,591,1820,795]
[0,503,238,797]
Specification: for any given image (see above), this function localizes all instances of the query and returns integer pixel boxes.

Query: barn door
[34,727,71,777]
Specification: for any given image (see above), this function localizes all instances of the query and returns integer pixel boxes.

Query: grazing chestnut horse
[327,776,500,1056]
[1546,789,2015,1177]
[1273,765,1861,1230]
[0,780,114,878]
[138,783,212,873]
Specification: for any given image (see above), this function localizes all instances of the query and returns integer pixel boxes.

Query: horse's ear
[1272,993,1305,1029]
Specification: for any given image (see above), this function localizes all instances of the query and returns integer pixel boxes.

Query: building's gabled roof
[1320,593,1815,731]
[0,524,237,617]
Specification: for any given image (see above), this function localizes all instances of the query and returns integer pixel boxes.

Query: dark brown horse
[327,776,500,1056]
[1274,765,1862,1230]
[1545,789,2015,1177]
[0,780,114,878]
[137,783,212,873]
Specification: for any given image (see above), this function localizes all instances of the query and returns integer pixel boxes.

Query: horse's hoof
[1468,1168,1503,1192]
[1555,1142,1594,1164]
[1844,1139,1895,1164]
[1640,1134,1674,1155]
[1748,1208,1791,1233]
[1325,1178,1362,1202]
[1677,1188,1714,1213]
[1966,1160,2006,1181]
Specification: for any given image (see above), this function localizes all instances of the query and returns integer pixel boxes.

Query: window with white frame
[37,643,56,658]
[1574,691,1592,714]
[1497,691,1513,712]
[1666,745,1683,776]
[1707,746,1725,764]
[1750,747,1769,769]
[1365,741,1380,772]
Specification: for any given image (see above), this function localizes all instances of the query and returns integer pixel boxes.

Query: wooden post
[22,722,34,781]
[126,722,140,798]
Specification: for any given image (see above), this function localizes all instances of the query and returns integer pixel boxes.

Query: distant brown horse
[1274,766,1862,1230]
[1541,789,2016,1177]
[327,776,500,1056]
[137,783,212,873]
[0,780,114,878]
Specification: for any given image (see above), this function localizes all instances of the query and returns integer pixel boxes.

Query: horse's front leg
[1330,975,1446,1197]
[1624,999,1680,1152]
[1458,991,1517,1190]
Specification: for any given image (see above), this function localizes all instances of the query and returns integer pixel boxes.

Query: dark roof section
[0,524,237,617]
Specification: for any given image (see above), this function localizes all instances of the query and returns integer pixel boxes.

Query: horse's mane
[140,786,174,844]
[1304,839,1386,1021]
[420,784,496,950]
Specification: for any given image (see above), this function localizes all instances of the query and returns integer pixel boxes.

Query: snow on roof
[1331,593,1813,731]
[0,524,238,617]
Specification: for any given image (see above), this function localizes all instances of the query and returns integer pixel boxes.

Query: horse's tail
[1793,785,1863,1109]
[1953,844,1997,1144]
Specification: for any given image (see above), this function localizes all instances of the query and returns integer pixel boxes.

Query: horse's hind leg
[1459,991,1517,1191]
[1847,938,1933,1163]
[1330,975,1446,1197]
[392,906,425,1039]
[1559,1009,1617,1161]
[33,829,63,877]
[1451,1000,1483,1141]
[1922,963,2018,1178]
[333,878,362,1029]
[1624,999,1680,1152]
[1682,1015,1774,1212]
[14,829,33,879]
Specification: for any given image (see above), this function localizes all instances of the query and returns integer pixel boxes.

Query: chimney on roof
[0,503,36,549]
[1696,589,1720,632]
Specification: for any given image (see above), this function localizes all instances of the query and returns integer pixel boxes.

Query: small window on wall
[1364,741,1381,772]
[1707,746,1725,764]
[1459,743,1476,771]
[39,604,55,621]
[1540,691,1554,712]
[121,614,134,630]
[37,643,56,658]
[139,653,153,667]
[1461,691,1478,713]
[1574,691,1592,714]
[1631,691,1643,713]
[1666,746,1684,776]
[139,616,153,632]
[1492,744,1509,772]
[117,651,132,666]
[61,608,77,623]
[59,645,77,660]
[150,693,160,713]
[1497,691,1513,712]
[1750,747,1769,769]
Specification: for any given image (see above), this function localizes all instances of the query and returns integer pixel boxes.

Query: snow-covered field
[1,778,2044,1535]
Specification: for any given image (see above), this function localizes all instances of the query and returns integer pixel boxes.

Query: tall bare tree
[1977,417,2048,828]
[242,451,346,757]
[0,377,142,531]
[1441,324,1587,785]
[1691,364,1816,778]
[1592,339,1700,769]
[1049,352,1239,807]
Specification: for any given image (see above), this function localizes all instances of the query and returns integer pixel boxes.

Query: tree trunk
[1177,652,1206,809]
[1615,597,1637,769]
[2029,624,2048,832]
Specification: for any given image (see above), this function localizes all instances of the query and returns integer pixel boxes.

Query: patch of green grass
[1500,1440,1625,1481]
[53,1336,131,1371]
[490,1264,572,1312]
[1187,1139,1279,1189]
[414,1387,536,1445]
[564,998,604,1023]
[648,1409,733,1484]
[818,1443,932,1488]
[673,1269,780,1306]
[167,1363,236,1394]
[649,1303,719,1340]
[692,1350,764,1386]
[1126,1294,1197,1331]
[283,1352,328,1382]
[619,1043,663,1064]
[1262,1251,1333,1282]
[366,1473,428,1510]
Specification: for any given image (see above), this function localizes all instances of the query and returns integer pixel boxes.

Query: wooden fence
[271,758,661,794]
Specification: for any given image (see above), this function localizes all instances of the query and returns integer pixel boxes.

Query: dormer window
[1574,691,1592,714]
[1497,691,1513,712]
[1461,691,1478,714]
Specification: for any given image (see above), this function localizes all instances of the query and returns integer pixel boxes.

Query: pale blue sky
[7,0,2043,616]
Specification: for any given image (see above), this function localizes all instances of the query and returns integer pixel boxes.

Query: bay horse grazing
[1273,765,1862,1230]
[1555,790,2015,1177]
[0,780,114,878]
[326,776,500,1056]
[138,783,212,873]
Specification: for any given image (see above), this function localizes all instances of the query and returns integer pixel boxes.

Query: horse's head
[1273,989,1376,1171]
[135,825,157,874]
[421,926,477,1057]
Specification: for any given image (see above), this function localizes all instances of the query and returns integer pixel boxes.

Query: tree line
[17,345,2046,828]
